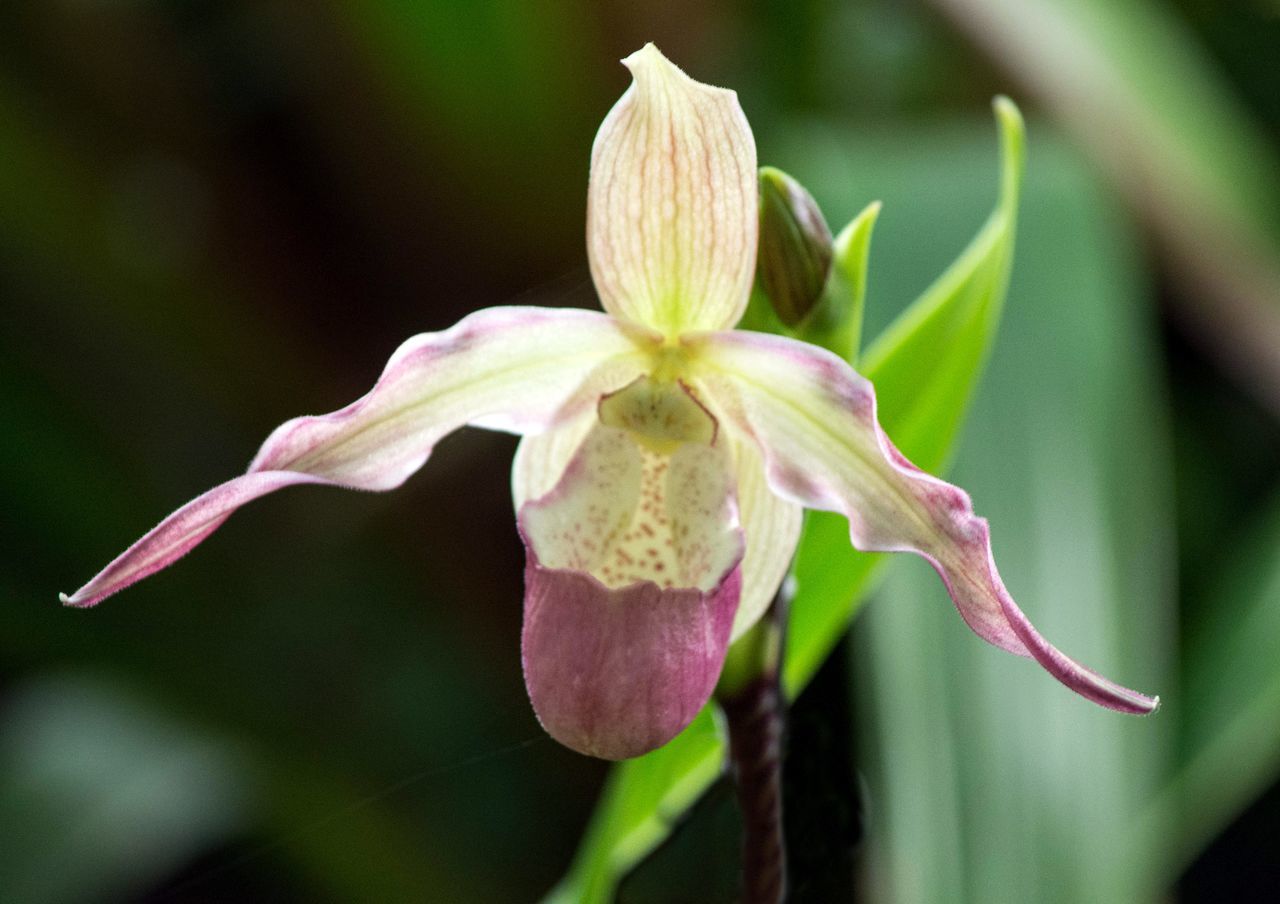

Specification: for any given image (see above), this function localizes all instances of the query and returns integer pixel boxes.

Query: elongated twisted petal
[511,413,802,642]
[519,423,744,758]
[587,43,757,335]
[62,307,651,608]
[694,329,1158,714]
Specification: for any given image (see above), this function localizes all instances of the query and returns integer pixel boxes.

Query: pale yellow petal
[512,409,595,508]
[587,44,757,335]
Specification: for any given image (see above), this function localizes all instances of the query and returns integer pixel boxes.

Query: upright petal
[63,307,652,608]
[587,43,757,335]
[519,411,745,759]
[694,329,1158,714]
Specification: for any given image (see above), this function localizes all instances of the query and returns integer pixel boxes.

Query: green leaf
[545,100,1024,902]
[930,0,1280,407]
[542,710,725,904]
[860,97,1023,463]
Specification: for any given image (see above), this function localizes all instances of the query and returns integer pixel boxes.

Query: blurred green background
[3,1,1280,902]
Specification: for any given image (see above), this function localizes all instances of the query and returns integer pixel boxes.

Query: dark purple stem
[722,587,789,904]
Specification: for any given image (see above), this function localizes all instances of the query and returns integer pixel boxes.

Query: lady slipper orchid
[63,44,1157,760]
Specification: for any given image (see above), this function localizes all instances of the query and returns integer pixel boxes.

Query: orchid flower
[63,44,1157,760]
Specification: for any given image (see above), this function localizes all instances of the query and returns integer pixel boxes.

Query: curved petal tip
[620,42,669,73]
[619,43,725,96]
[61,308,646,610]
[996,577,1161,715]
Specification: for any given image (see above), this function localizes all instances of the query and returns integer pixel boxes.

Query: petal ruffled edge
[694,329,1159,715]
[62,306,652,607]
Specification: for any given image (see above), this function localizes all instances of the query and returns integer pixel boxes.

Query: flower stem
[721,582,791,903]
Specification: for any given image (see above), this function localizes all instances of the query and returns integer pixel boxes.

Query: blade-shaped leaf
[795,199,881,364]
[542,710,725,904]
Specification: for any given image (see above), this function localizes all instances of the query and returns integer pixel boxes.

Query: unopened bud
[755,167,834,327]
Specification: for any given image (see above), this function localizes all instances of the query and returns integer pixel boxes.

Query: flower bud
[755,167,835,327]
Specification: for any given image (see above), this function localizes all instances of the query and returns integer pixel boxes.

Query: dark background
[2,1,1279,901]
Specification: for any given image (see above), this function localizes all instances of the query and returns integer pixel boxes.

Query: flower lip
[519,523,744,760]
[509,395,804,646]
[519,413,742,592]
[516,392,746,758]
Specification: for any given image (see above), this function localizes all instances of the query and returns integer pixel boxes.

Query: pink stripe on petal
[520,551,742,760]
[696,329,1158,715]
[1001,592,1160,714]
[63,306,650,607]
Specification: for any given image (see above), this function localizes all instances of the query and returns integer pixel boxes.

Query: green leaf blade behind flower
[542,709,724,904]
[546,100,1024,902]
